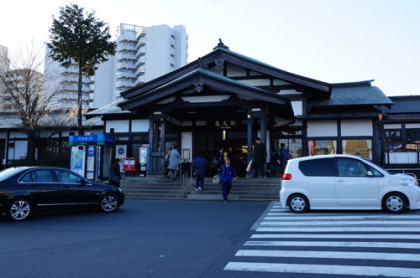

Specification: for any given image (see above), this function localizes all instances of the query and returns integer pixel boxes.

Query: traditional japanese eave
[120,45,331,100]
[119,68,294,119]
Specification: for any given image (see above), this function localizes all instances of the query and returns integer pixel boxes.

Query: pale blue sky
[1,0,419,96]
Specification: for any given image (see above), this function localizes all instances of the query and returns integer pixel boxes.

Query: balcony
[135,56,146,69]
[117,33,137,43]
[116,61,136,70]
[117,43,137,52]
[116,80,134,88]
[135,65,146,78]
[117,53,136,61]
[116,71,136,79]
[136,37,146,49]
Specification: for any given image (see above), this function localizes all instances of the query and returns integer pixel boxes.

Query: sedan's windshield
[0,167,28,182]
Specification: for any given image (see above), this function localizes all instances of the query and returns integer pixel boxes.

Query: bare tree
[0,42,70,162]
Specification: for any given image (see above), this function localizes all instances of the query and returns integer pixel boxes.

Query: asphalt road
[0,199,269,278]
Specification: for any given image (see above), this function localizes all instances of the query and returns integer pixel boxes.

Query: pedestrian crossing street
[224,202,420,277]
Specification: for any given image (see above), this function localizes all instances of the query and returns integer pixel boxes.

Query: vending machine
[70,145,86,177]
[139,144,149,177]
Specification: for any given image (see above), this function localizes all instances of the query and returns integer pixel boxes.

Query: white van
[280,154,420,213]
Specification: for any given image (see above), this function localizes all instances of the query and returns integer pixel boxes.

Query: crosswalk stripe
[245,240,420,249]
[257,227,420,232]
[261,220,420,225]
[251,233,420,240]
[225,202,420,277]
[224,262,420,277]
[236,249,420,262]
[266,214,420,219]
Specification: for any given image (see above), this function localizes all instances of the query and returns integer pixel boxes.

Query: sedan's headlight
[400,179,418,186]
[117,187,123,193]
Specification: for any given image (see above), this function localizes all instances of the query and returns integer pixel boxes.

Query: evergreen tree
[47,4,116,134]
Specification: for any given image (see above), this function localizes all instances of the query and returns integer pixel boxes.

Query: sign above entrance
[214,120,237,129]
[69,134,116,146]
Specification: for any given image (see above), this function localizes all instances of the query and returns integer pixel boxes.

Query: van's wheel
[383,193,407,213]
[288,194,309,213]
[8,198,32,221]
[100,193,120,213]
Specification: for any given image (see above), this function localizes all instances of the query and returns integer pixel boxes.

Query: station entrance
[195,129,248,177]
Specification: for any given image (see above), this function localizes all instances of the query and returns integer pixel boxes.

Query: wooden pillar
[148,117,154,152]
[260,115,267,147]
[160,117,166,154]
[247,116,253,163]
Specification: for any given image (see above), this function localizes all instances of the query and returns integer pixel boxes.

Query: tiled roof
[309,84,392,107]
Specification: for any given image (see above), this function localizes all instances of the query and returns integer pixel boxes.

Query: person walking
[192,153,208,191]
[219,157,238,202]
[166,145,181,180]
[278,143,290,175]
[253,137,267,178]
[109,158,122,187]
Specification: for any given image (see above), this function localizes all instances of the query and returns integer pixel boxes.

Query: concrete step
[119,176,281,201]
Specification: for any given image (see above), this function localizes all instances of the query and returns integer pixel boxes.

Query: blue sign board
[88,145,95,156]
[69,134,115,145]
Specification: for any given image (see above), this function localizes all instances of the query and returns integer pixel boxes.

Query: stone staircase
[120,175,281,201]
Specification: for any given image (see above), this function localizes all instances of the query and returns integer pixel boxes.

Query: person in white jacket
[166,145,181,180]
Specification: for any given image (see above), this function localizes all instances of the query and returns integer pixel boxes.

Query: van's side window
[299,158,335,176]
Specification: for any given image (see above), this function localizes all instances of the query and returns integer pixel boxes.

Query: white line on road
[257,227,420,232]
[224,262,420,277]
[251,233,420,240]
[261,220,420,226]
[266,214,420,220]
[236,249,420,262]
[244,240,420,249]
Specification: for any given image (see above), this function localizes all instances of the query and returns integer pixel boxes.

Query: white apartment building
[44,48,92,110]
[0,45,9,70]
[0,45,10,112]
[113,23,188,98]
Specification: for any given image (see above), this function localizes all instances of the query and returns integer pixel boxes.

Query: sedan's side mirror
[367,171,374,177]
[78,179,87,187]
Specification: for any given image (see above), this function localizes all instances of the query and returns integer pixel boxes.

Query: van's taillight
[282,173,292,180]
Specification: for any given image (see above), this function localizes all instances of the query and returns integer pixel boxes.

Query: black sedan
[0,166,124,221]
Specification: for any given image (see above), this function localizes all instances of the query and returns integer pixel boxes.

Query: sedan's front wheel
[8,198,32,221]
[100,193,120,213]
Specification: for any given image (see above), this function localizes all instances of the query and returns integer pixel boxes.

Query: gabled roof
[120,68,293,117]
[120,45,331,101]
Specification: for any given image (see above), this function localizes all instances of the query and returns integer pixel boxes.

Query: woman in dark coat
[109,158,121,187]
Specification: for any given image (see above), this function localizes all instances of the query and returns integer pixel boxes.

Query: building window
[406,128,420,151]
[308,140,336,156]
[342,139,372,160]
[278,138,302,159]
[384,128,402,152]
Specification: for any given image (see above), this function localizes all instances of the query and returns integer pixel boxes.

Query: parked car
[280,154,420,213]
[0,166,125,221]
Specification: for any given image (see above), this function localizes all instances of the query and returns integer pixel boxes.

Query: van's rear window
[299,158,335,176]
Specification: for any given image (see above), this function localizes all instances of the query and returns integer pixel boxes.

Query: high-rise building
[113,23,188,98]
[0,45,10,112]
[44,48,92,110]
[0,45,9,71]
[45,23,189,110]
